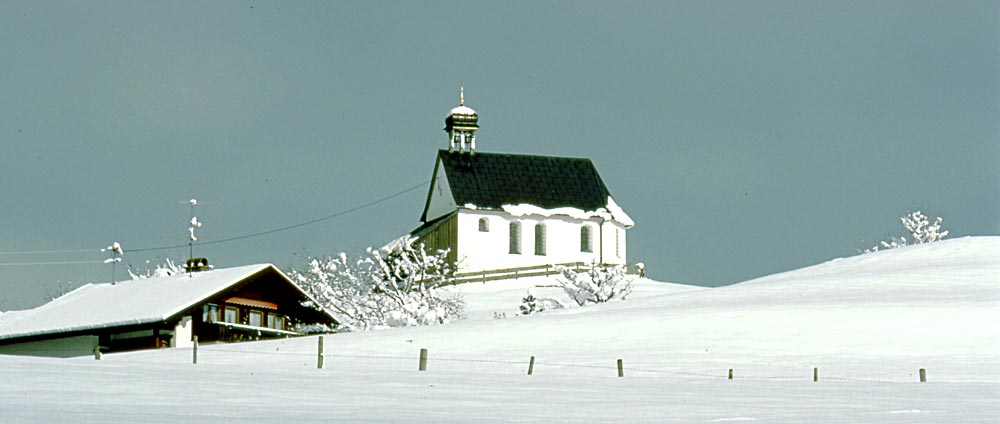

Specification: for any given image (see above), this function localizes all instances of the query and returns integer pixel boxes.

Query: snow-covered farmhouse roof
[420,150,632,225]
[0,264,335,342]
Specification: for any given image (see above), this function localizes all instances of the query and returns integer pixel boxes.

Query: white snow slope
[1,237,997,423]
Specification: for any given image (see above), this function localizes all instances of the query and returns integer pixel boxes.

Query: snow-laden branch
[864,210,949,254]
[290,236,465,331]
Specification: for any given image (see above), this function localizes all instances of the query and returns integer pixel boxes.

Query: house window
[223,306,239,323]
[204,304,218,323]
[479,217,489,232]
[509,222,521,254]
[248,310,263,327]
[534,223,546,255]
[581,226,593,253]
[267,314,285,330]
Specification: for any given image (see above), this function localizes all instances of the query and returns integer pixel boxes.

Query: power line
[0,180,431,262]
[130,180,431,253]
[0,260,104,267]
[0,248,100,256]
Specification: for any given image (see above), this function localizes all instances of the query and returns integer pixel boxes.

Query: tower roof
[448,105,478,116]
[444,86,479,131]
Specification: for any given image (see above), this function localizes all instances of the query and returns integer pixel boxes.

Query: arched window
[615,228,621,257]
[534,224,546,256]
[580,225,593,253]
[509,222,521,254]
[478,217,489,232]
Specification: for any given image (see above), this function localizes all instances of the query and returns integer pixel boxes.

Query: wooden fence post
[192,336,198,365]
[528,356,535,375]
[728,369,734,380]
[419,348,428,371]
[617,358,624,377]
[919,368,927,382]
[813,367,818,382]
[316,336,325,369]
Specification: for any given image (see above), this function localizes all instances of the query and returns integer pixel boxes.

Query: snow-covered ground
[1,237,998,423]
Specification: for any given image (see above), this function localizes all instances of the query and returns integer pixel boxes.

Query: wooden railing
[447,262,645,285]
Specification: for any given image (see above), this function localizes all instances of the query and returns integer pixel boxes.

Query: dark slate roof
[436,150,612,212]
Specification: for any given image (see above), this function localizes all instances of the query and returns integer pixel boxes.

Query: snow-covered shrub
[901,211,949,244]
[864,211,949,253]
[290,236,465,331]
[555,263,632,306]
[519,290,545,315]
[128,258,183,279]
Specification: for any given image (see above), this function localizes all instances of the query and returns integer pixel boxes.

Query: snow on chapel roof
[0,264,305,341]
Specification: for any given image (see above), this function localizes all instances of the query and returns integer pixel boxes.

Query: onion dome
[445,87,479,153]
[444,88,479,131]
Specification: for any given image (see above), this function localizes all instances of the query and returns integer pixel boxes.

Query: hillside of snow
[1,236,997,423]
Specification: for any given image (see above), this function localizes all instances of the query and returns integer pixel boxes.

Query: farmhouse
[0,263,338,357]
[412,92,634,273]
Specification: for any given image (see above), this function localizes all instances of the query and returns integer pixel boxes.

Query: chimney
[184,257,212,273]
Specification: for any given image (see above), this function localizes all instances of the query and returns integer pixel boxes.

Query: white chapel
[411,91,634,273]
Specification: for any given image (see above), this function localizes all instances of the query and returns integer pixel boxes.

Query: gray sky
[2,1,998,310]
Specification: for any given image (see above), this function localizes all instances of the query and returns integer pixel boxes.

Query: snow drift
[0,236,996,423]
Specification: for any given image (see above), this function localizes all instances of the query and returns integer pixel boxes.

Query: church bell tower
[444,87,479,153]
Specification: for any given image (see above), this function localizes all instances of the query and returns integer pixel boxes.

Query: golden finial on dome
[460,86,464,106]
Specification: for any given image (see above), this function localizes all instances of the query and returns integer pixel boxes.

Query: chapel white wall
[454,210,627,272]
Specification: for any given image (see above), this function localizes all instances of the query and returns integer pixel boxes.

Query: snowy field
[1,237,998,423]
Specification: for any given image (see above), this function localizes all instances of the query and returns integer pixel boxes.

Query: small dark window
[534,224,546,255]
[479,217,489,232]
[223,306,239,323]
[509,222,521,254]
[581,226,593,253]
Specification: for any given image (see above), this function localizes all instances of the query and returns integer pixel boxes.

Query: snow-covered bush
[290,236,465,331]
[519,290,545,315]
[555,263,632,306]
[901,211,949,244]
[865,211,949,253]
[128,258,183,279]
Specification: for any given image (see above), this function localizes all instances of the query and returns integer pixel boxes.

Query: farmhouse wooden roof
[435,150,612,212]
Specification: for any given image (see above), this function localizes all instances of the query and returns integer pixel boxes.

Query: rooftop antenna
[102,241,123,284]
[187,198,201,276]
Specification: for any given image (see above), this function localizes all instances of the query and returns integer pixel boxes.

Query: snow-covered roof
[421,150,630,225]
[500,195,634,227]
[448,105,477,116]
[0,264,309,341]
